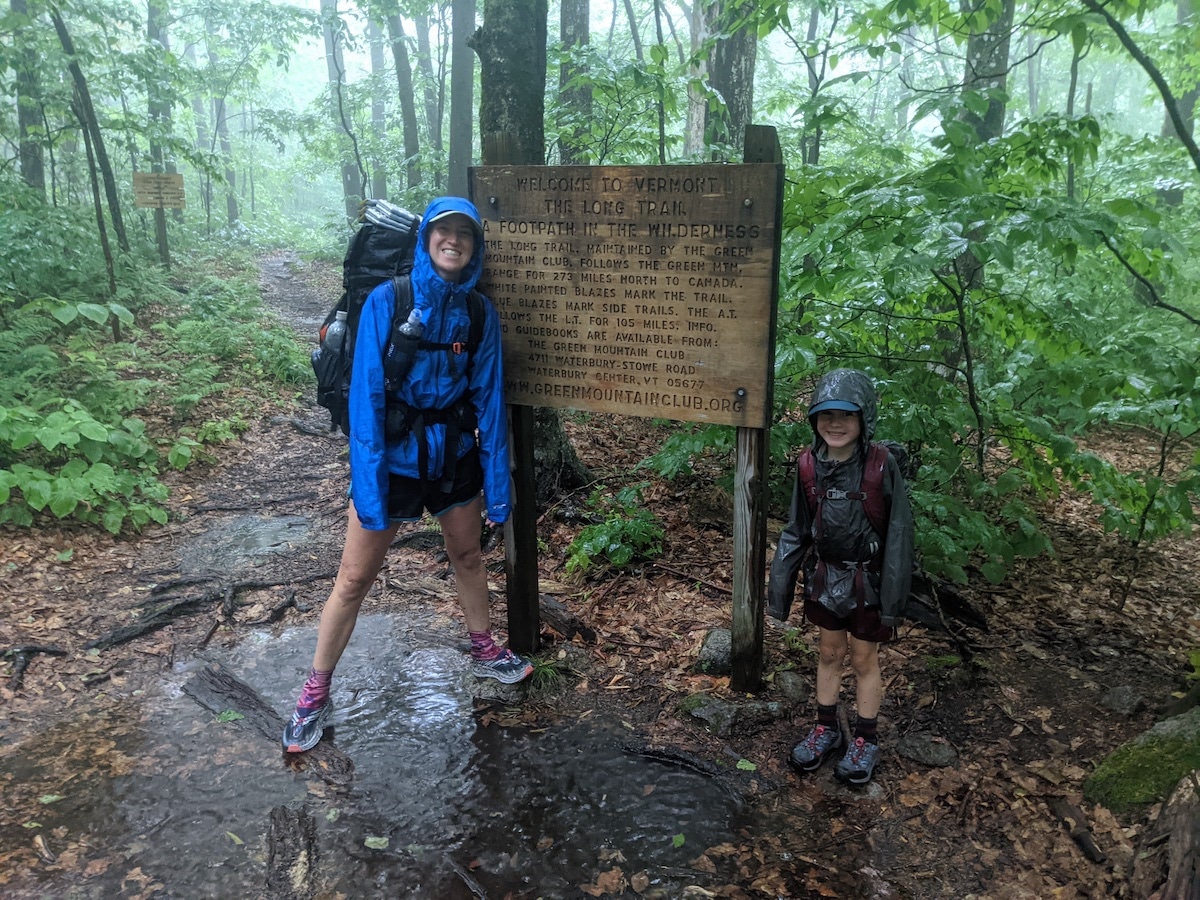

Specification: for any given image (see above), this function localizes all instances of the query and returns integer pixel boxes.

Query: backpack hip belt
[385,395,478,491]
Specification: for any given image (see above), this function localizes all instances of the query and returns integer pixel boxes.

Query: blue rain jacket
[348,196,511,530]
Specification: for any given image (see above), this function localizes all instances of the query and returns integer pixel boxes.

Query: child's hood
[807,368,877,450]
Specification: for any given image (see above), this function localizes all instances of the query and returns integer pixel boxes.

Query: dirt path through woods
[1,251,1197,898]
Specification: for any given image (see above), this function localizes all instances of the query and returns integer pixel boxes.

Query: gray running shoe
[471,649,533,684]
[789,724,844,773]
[282,700,332,753]
[834,737,881,785]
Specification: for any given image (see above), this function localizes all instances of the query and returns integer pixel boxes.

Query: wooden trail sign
[470,164,782,430]
[133,172,185,209]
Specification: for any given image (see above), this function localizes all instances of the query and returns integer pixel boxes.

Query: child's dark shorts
[804,596,895,644]
[386,447,483,521]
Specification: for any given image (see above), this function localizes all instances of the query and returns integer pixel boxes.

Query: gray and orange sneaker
[834,737,881,785]
[789,724,844,773]
[282,700,332,753]
[471,649,533,684]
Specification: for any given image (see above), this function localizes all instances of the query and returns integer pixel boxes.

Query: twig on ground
[3,645,68,692]
[650,561,732,594]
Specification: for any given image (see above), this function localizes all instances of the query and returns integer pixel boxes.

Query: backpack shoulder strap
[860,442,890,536]
[391,274,414,321]
[797,448,818,516]
[383,275,416,388]
[466,289,486,353]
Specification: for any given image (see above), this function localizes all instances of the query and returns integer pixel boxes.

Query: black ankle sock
[817,703,838,729]
[854,716,878,744]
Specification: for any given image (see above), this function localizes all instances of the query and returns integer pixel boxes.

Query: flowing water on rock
[2,612,750,898]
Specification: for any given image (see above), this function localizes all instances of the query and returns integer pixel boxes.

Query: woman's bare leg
[437,496,490,633]
[310,502,400,672]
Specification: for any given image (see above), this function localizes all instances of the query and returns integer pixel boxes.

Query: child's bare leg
[848,637,881,719]
[816,627,848,706]
[834,636,884,784]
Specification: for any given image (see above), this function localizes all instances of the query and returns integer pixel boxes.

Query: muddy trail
[1,251,1197,899]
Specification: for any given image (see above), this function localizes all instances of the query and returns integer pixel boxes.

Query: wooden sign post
[470,127,783,689]
[133,172,185,209]
[133,172,184,269]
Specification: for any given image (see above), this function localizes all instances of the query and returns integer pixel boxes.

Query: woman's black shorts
[385,447,483,521]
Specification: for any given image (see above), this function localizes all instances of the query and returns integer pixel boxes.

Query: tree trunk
[448,0,476,196]
[1025,32,1040,118]
[13,0,46,199]
[653,0,666,162]
[414,15,444,190]
[1128,771,1200,900]
[205,17,240,227]
[383,5,423,192]
[368,19,388,201]
[705,0,757,159]
[684,0,708,156]
[684,0,756,160]
[73,97,118,302]
[962,0,1014,143]
[321,0,363,222]
[184,43,214,229]
[147,0,172,267]
[558,0,591,165]
[622,0,644,61]
[472,0,548,168]
[471,0,588,506]
[954,0,1014,290]
[800,2,824,166]
[51,8,129,253]
[1160,0,1198,169]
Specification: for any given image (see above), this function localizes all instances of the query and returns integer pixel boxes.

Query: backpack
[311,200,486,438]
[796,440,910,605]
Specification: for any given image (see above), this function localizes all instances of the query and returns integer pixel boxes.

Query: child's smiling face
[816,408,861,460]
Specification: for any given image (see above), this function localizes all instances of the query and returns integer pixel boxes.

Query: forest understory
[1,251,1197,899]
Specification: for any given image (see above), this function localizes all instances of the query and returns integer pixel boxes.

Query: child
[767,368,914,785]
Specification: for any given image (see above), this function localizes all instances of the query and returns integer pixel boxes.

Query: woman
[283,196,532,754]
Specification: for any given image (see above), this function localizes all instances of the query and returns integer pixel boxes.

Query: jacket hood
[412,196,486,298]
[808,368,877,452]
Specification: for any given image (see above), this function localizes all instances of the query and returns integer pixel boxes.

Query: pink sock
[296,667,332,711]
[469,630,502,661]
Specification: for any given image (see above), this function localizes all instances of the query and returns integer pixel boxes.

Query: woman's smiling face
[427,214,477,281]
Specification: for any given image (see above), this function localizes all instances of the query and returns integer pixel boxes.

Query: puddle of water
[1,612,748,898]
[180,514,310,575]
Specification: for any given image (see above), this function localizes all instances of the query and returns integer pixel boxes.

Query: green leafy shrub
[565,483,665,576]
[0,246,311,533]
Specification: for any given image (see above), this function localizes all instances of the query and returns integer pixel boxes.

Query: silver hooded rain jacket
[767,368,914,627]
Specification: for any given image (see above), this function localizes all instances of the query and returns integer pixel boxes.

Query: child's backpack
[311,199,485,436]
[796,439,912,607]
[796,441,910,537]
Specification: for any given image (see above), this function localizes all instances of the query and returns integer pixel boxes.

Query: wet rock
[1084,706,1200,813]
[896,731,960,768]
[181,514,311,576]
[774,670,810,705]
[680,692,785,737]
[695,628,731,675]
[831,777,889,800]
[471,677,529,703]
[1101,685,1147,717]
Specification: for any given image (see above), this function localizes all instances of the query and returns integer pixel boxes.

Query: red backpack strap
[860,442,890,536]
[797,449,818,515]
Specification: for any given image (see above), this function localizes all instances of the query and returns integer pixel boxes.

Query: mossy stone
[1083,706,1200,814]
